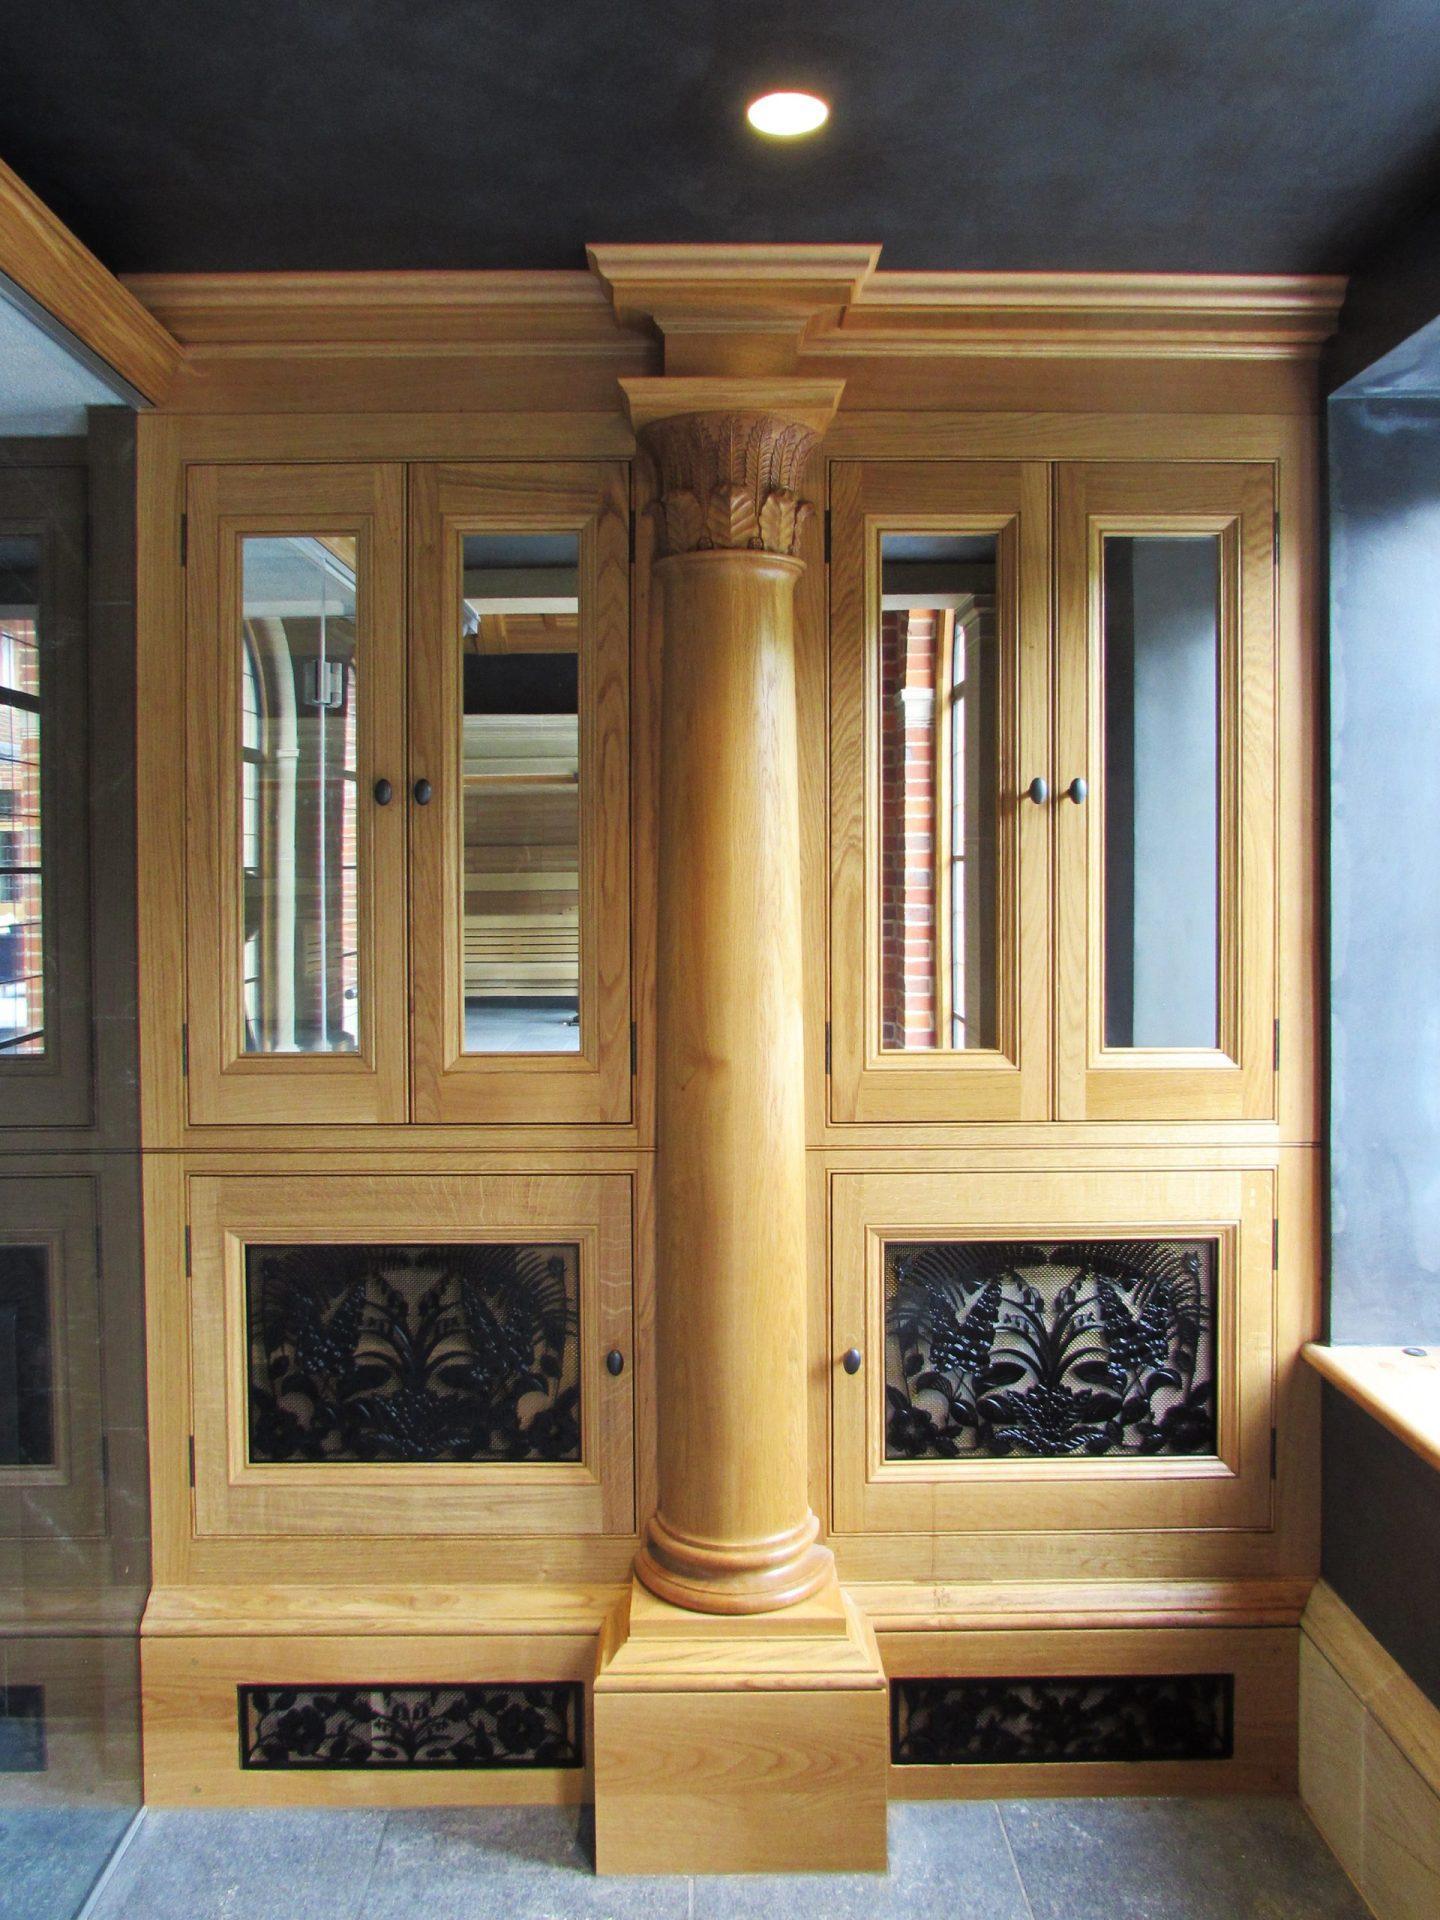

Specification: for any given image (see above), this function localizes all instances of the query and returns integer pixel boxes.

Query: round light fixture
[746,91,829,138]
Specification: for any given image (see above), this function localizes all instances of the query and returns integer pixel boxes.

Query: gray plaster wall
[1329,395,1440,1342]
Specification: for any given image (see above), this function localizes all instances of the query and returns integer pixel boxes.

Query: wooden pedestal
[592,1576,889,1875]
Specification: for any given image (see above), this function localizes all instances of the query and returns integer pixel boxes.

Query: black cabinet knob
[373,778,393,806]
[413,778,433,806]
[1025,776,1049,805]
[606,1349,625,1377]
[842,1347,863,1375]
[1064,776,1088,805]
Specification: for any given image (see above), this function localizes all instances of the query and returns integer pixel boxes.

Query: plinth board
[592,1579,889,1874]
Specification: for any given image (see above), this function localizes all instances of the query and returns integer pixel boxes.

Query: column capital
[619,376,844,558]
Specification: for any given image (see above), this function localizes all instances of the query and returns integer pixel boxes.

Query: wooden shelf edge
[1304,1341,1440,1474]
[141,1583,625,1639]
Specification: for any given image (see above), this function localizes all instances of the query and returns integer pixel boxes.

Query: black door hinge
[824,1021,832,1075]
[630,1020,637,1076]
[179,513,188,567]
[181,1023,189,1076]
[1270,1426,1279,1478]
[99,1433,110,1487]
[184,1225,192,1277]
[823,509,832,563]
[187,1436,196,1488]
[1272,1218,1280,1270]
[628,509,636,565]
[1273,1018,1281,1072]
[1273,513,1281,567]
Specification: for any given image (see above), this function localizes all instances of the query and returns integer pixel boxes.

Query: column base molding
[592,1574,889,1874]
[635,1509,835,1615]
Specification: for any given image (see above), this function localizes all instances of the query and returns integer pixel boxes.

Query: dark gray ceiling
[7,0,1440,275]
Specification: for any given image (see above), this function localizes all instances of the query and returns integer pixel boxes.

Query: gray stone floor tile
[359,1807,690,1920]
[84,1808,387,1920]
[1000,1796,1368,1920]
[0,1808,132,1920]
[690,1802,1033,1919]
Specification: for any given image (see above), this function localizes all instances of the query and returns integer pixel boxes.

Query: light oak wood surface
[1303,1344,1440,1474]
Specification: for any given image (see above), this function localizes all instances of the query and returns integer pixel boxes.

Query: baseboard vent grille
[891,1673,1234,1766]
[239,1682,584,1771]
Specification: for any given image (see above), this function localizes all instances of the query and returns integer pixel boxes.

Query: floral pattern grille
[885,1239,1216,1460]
[891,1674,1234,1766]
[239,1683,583,1770]
[246,1242,580,1464]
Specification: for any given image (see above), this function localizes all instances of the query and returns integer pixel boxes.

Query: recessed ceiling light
[746,91,829,138]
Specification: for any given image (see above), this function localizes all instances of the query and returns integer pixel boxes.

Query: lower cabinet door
[831,1166,1275,1536]
[188,1171,634,1538]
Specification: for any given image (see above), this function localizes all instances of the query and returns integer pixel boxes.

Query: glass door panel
[460,532,581,1057]
[1055,463,1275,1122]
[830,462,1050,1124]
[0,467,90,1126]
[408,464,630,1126]
[185,465,407,1125]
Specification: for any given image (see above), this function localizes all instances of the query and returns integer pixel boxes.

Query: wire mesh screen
[245,1242,580,1464]
[884,1239,1216,1461]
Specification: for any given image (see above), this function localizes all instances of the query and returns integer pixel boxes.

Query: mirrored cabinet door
[829,461,1051,1123]
[184,464,408,1124]
[1055,463,1276,1122]
[408,463,630,1125]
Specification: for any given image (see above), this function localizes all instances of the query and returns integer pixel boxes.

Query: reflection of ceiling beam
[464,567,578,601]
[467,612,578,653]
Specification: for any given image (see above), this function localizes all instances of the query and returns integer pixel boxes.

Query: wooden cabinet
[186,1170,635,1539]
[182,459,631,1129]
[830,1165,1277,1538]
[829,457,1277,1126]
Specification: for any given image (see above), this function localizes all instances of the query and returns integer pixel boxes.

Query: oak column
[631,394,836,1613]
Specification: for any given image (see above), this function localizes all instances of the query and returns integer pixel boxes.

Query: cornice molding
[824,269,1349,359]
[0,156,181,401]
[118,257,1348,368]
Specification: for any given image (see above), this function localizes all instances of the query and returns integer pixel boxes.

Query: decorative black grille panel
[239,1683,583,1770]
[245,1242,580,1464]
[0,1685,46,1772]
[0,1243,54,1467]
[885,1239,1216,1461]
[891,1674,1234,1766]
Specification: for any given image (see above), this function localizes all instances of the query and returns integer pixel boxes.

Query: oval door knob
[1064,777,1088,804]
[606,1349,625,1377]
[413,778,433,806]
[373,777,393,806]
[842,1347,863,1375]
[1025,776,1049,805]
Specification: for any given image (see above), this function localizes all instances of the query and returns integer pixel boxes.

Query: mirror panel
[1101,535,1221,1051]
[459,532,581,1056]
[878,533,1000,1052]
[239,535,360,1056]
[0,539,43,1056]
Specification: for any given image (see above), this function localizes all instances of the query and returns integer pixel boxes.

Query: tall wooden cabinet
[132,257,1334,1818]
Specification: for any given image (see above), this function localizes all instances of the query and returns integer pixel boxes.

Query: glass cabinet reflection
[878,533,999,1053]
[0,539,43,1057]
[1101,535,1222,1053]
[459,533,581,1057]
[239,535,360,1055]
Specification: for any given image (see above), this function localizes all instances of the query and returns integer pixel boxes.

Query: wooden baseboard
[1300,1580,1440,1919]
[138,1578,1308,1811]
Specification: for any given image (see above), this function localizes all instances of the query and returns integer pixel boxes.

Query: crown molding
[117,257,1347,373]
[824,269,1349,359]
[119,269,633,349]
[0,156,181,400]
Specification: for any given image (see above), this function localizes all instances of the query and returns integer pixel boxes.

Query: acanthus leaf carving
[640,409,819,558]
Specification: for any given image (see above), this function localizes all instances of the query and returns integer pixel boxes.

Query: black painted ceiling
[6,0,1440,275]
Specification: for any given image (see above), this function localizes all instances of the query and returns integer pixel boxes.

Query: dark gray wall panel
[1322,1384,1440,1711]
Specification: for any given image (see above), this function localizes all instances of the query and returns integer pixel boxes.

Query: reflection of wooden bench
[463,872,579,1000]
